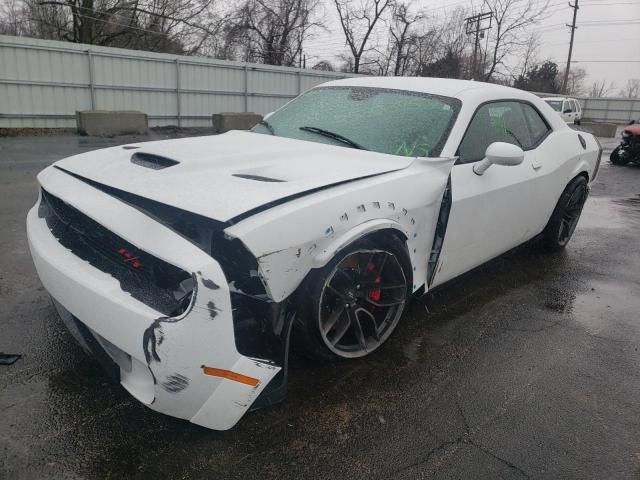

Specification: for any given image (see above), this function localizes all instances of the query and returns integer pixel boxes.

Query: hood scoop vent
[232,173,285,183]
[131,152,179,170]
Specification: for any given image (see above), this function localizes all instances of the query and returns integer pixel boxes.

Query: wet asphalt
[1,130,639,479]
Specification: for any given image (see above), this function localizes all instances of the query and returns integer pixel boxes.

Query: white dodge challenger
[27,77,602,430]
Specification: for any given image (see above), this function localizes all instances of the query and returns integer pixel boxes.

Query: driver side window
[457,101,532,164]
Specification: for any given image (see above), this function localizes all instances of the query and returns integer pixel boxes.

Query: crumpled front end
[26,166,280,430]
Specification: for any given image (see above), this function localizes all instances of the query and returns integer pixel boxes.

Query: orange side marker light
[200,365,260,387]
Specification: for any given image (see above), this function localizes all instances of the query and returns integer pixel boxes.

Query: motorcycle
[610,120,640,166]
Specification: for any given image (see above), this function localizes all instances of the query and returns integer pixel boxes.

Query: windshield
[252,86,461,158]
[545,99,563,112]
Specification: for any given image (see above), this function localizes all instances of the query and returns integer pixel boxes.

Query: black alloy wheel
[541,176,589,250]
[296,235,411,360]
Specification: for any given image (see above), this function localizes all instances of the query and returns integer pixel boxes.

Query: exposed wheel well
[577,171,589,182]
[363,227,408,245]
[293,227,410,302]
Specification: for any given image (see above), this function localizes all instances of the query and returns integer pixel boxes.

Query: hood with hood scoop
[53,131,415,222]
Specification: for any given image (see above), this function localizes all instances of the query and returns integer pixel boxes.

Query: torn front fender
[225,157,456,302]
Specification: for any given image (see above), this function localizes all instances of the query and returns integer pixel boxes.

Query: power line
[580,0,637,4]
[548,36,640,46]
[574,60,640,63]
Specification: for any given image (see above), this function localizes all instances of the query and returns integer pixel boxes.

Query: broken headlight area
[39,189,194,317]
[41,175,289,376]
[83,182,289,361]
[51,166,268,301]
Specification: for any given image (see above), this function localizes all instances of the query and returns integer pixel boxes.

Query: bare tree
[589,79,615,98]
[515,32,540,79]
[409,27,441,76]
[333,0,393,74]
[410,6,470,79]
[482,0,549,82]
[366,2,424,77]
[234,0,323,66]
[1,0,76,40]
[387,2,422,76]
[0,0,24,35]
[2,0,233,54]
[367,41,394,75]
[620,78,640,99]
[559,66,587,96]
[312,59,335,71]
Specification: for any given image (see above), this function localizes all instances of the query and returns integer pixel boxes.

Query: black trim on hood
[225,169,403,225]
[54,165,226,229]
[54,165,402,226]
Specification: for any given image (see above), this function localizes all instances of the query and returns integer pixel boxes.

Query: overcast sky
[305,0,640,94]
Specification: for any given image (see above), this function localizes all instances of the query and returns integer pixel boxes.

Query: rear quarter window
[522,104,551,146]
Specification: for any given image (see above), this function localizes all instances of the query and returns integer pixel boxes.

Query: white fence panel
[0,35,352,128]
[2,34,638,129]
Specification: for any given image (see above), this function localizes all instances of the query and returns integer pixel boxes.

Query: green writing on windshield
[395,140,431,157]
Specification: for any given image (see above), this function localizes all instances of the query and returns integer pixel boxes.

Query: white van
[543,97,583,125]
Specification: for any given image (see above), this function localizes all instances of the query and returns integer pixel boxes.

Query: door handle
[531,160,542,171]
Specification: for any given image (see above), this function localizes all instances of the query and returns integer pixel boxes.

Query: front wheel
[295,235,411,360]
[610,146,629,165]
[541,176,589,251]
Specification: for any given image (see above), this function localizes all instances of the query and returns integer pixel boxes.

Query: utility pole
[562,0,579,93]
[465,12,493,79]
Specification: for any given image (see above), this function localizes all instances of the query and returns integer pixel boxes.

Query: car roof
[319,76,540,103]
[542,97,576,101]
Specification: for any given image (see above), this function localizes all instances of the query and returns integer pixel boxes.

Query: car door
[573,100,582,122]
[430,101,548,287]
[562,100,575,123]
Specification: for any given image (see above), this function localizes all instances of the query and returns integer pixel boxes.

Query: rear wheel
[541,176,589,251]
[296,235,411,360]
[610,146,629,165]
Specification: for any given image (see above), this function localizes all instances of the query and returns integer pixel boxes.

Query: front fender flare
[248,218,411,302]
[311,219,409,268]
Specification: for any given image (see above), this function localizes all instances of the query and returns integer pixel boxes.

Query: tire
[610,146,629,165]
[294,234,412,361]
[541,176,589,251]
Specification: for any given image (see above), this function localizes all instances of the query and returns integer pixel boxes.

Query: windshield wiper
[258,119,275,135]
[299,126,367,150]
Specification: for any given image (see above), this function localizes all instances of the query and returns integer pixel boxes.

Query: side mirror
[263,111,274,120]
[473,142,525,176]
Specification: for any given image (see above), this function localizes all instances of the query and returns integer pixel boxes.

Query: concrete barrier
[76,110,148,136]
[580,121,617,138]
[212,112,262,133]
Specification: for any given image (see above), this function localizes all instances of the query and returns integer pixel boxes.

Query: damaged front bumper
[26,167,281,430]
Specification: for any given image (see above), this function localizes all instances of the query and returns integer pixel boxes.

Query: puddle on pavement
[570,278,640,342]
[579,195,639,230]
[612,194,640,219]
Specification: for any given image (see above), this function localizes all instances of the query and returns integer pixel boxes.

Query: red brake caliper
[366,262,382,302]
